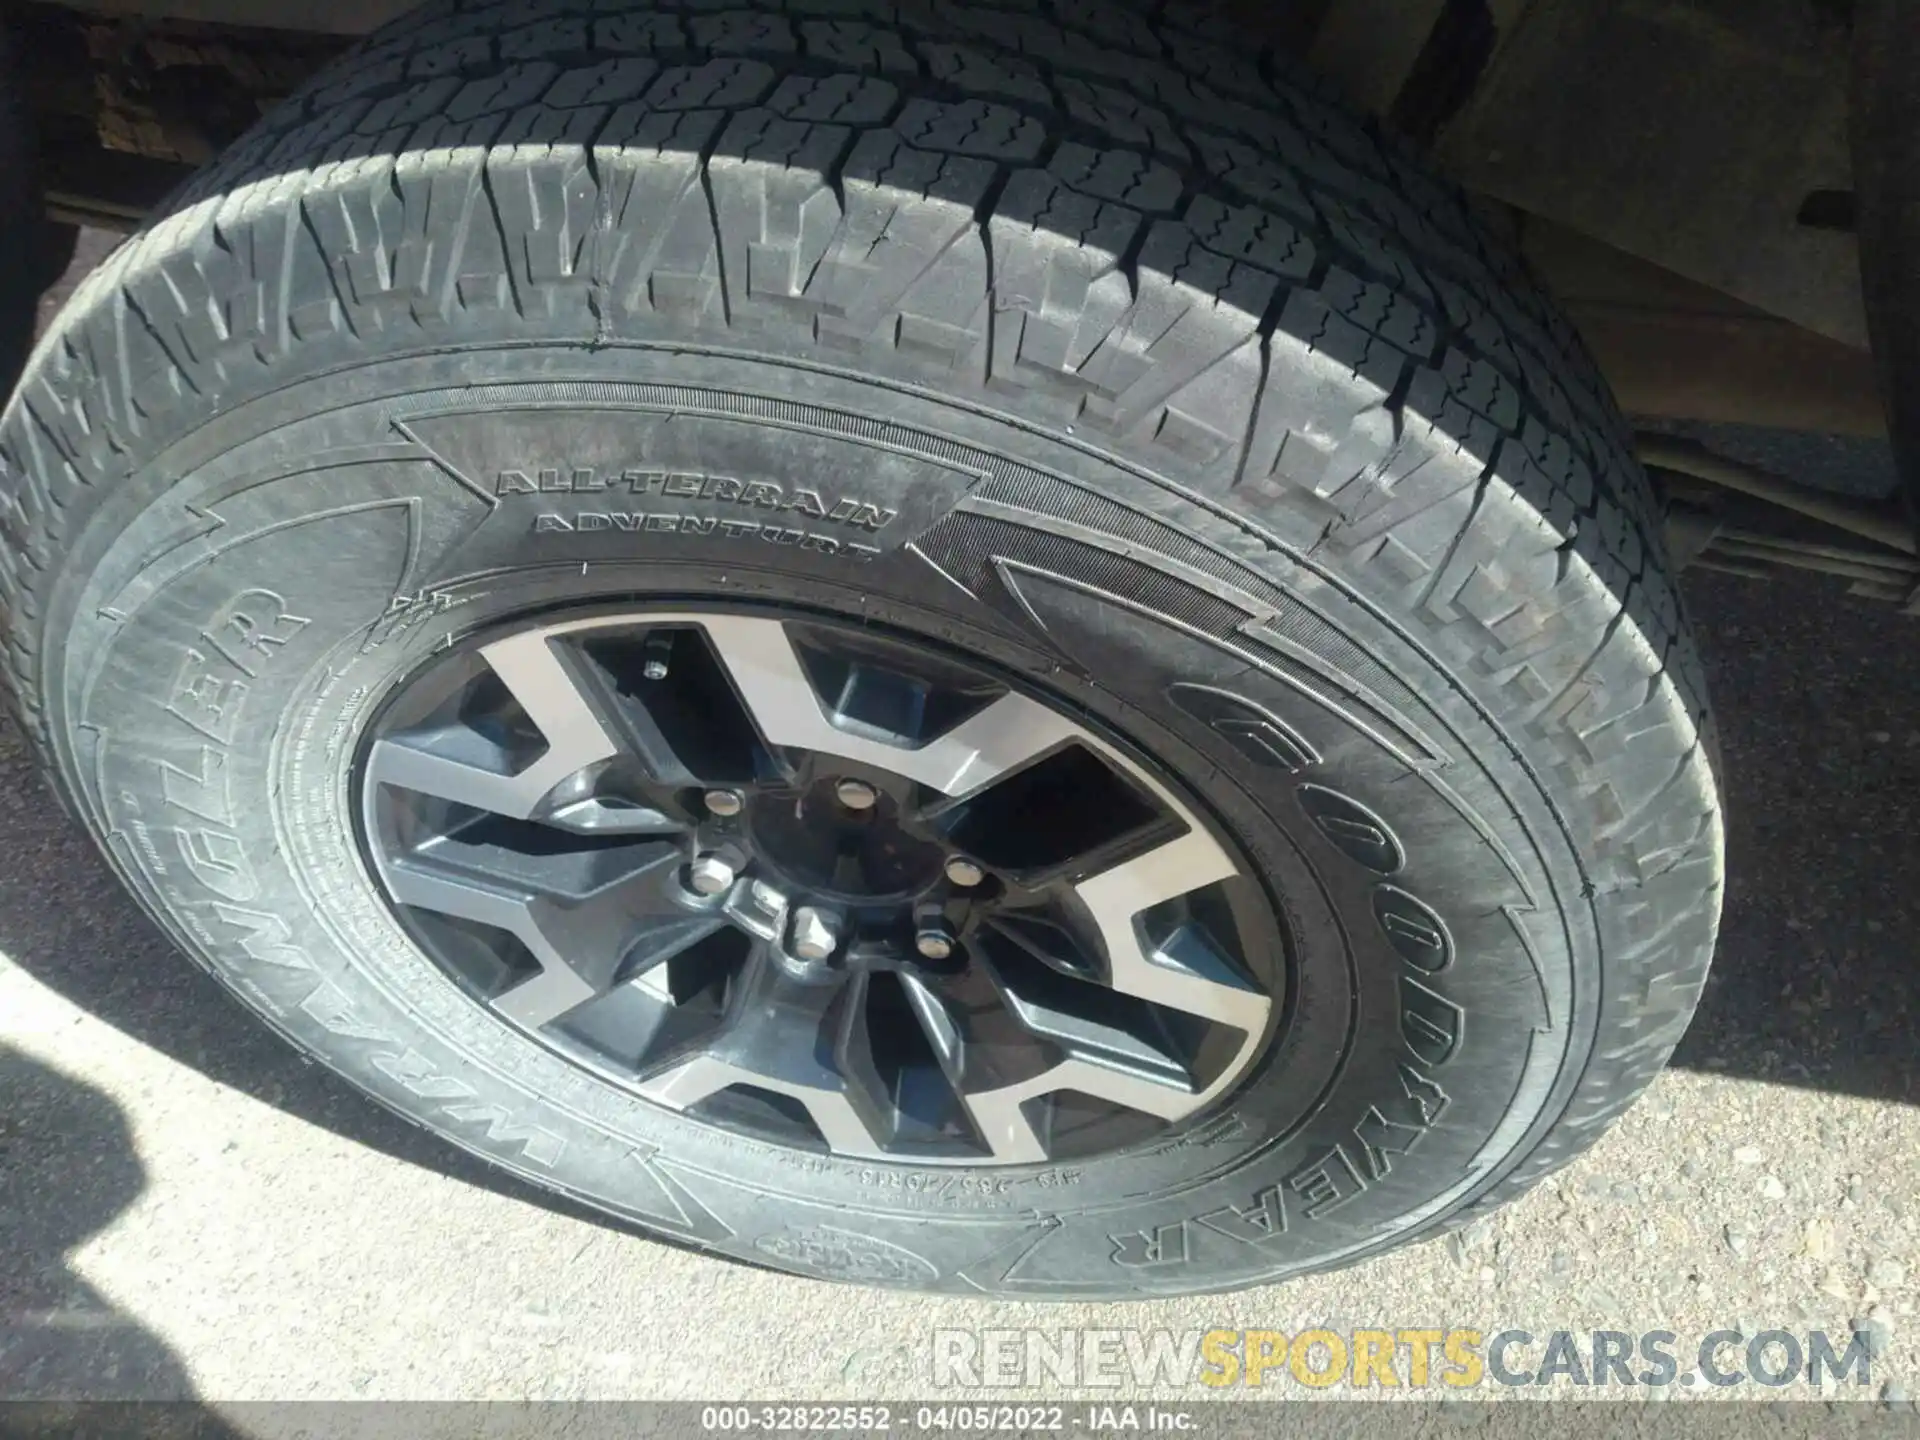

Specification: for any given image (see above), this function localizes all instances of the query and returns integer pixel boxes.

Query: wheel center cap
[745,771,947,904]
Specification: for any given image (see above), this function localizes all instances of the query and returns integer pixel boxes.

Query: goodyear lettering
[1110,1220,1191,1268]
[1152,1064,1451,1262]
[1373,885,1452,973]
[1197,1184,1290,1246]
[1400,975,1464,1067]
[1287,1144,1367,1219]
[1352,1102,1426,1181]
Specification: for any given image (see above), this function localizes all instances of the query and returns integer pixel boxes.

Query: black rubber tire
[0,0,1721,1297]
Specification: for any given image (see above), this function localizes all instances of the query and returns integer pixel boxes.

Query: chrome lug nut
[641,632,673,681]
[835,778,879,811]
[944,857,986,888]
[914,922,956,962]
[687,853,738,896]
[791,906,841,963]
[703,789,745,817]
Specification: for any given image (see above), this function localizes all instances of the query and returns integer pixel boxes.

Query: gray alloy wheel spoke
[1074,829,1270,1031]
[952,1056,1216,1165]
[826,969,967,1156]
[894,965,1061,1164]
[362,609,1277,1167]
[695,615,1084,796]
[561,634,760,793]
[367,629,621,819]
[387,839,722,1029]
[636,943,892,1158]
[543,795,682,835]
[895,964,1050,1093]
[899,959,1200,1163]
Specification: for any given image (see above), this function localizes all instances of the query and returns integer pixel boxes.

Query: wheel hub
[356,608,1279,1165]
[736,764,951,907]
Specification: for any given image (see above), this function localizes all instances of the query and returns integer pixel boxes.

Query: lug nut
[687,853,737,896]
[791,906,841,963]
[835,778,879,811]
[703,789,744,817]
[641,632,673,681]
[914,922,956,962]
[944,857,985,888]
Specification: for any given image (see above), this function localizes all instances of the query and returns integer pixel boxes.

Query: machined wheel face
[357,608,1281,1166]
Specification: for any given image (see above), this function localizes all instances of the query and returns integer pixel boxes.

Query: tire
[0,0,1721,1297]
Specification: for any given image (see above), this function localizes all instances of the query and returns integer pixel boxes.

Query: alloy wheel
[358,609,1279,1166]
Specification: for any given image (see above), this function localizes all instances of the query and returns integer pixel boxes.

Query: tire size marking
[849,1166,1086,1206]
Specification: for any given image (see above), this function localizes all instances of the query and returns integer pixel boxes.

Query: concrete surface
[2,237,1918,1410]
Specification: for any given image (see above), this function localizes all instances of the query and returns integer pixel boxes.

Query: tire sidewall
[48,341,1592,1296]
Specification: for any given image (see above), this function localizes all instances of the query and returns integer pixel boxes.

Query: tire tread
[0,0,1721,1257]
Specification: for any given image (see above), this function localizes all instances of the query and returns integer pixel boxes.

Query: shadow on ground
[1676,568,1920,1106]
[0,1042,236,1424]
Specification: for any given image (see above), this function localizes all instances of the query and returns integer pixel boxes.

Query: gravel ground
[1,235,1917,1411]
